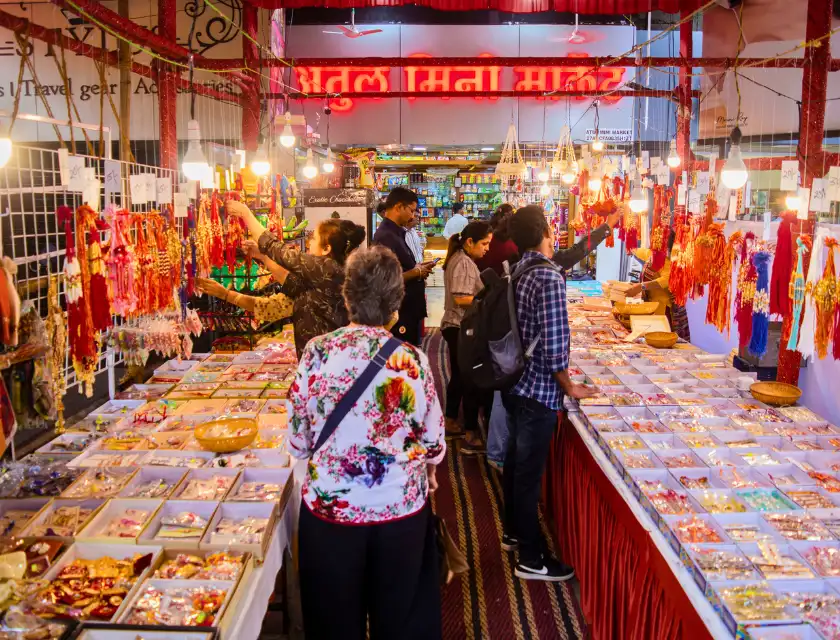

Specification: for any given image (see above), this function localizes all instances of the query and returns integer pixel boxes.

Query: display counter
[541,302,840,640]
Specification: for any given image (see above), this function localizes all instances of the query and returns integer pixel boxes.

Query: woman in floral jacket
[288,246,445,640]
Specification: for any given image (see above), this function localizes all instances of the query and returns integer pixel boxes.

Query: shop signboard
[302,189,371,246]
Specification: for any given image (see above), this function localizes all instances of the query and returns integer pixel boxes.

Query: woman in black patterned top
[226,201,366,357]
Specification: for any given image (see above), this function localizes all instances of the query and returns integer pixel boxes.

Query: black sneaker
[515,557,575,582]
[501,533,519,551]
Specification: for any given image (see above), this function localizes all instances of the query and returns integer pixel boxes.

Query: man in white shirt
[442,202,469,239]
[405,212,427,264]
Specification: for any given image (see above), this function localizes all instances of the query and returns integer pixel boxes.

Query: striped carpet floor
[423,329,587,640]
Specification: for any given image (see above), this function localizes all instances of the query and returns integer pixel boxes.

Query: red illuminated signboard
[293,53,627,112]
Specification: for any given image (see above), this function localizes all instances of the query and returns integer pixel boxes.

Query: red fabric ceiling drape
[245,0,693,13]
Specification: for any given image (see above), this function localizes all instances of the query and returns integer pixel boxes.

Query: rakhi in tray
[121,582,229,627]
[153,551,246,581]
[28,551,154,621]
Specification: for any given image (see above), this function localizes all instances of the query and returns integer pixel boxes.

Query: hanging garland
[787,236,811,350]
[735,232,758,350]
[814,238,838,360]
[668,207,694,307]
[705,228,740,336]
[650,186,673,272]
[692,197,718,290]
[769,212,797,318]
[748,250,773,358]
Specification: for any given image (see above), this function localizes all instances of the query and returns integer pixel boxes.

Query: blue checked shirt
[511,251,570,411]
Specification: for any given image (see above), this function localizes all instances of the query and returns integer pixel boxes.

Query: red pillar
[157,0,178,170]
[776,0,832,385]
[676,12,693,164]
[241,4,260,152]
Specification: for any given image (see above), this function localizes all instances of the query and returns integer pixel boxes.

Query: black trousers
[441,326,489,434]
[299,501,442,640]
[502,394,559,564]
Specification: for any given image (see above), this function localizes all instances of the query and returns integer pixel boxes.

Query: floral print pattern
[288,325,445,524]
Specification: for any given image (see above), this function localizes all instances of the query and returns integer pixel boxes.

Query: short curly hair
[343,246,405,326]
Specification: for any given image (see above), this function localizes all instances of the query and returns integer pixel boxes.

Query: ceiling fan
[323,9,382,39]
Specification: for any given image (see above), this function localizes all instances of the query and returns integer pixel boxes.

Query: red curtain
[246,0,692,13]
[542,416,713,640]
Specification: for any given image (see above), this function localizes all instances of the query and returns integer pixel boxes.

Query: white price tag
[57,148,70,186]
[103,160,121,202]
[695,172,711,195]
[656,164,670,185]
[798,188,811,220]
[729,194,739,221]
[811,179,830,213]
[641,151,650,169]
[718,192,730,220]
[781,160,800,191]
[744,181,752,210]
[129,174,147,203]
[677,184,687,206]
[143,173,157,203]
[156,178,173,205]
[174,193,189,218]
[687,190,701,214]
[66,156,87,192]
[828,167,840,202]
[763,211,772,241]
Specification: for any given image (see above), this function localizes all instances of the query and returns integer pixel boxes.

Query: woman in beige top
[441,220,492,454]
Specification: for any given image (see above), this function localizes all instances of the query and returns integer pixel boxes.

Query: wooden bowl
[615,313,632,330]
[195,417,258,453]
[645,331,678,349]
[613,301,659,316]
[750,382,802,407]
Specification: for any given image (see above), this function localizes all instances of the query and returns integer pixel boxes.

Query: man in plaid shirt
[502,205,598,582]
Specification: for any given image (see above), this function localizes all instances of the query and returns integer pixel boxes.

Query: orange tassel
[814,238,838,359]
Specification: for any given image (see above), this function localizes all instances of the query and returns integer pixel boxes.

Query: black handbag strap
[312,337,402,453]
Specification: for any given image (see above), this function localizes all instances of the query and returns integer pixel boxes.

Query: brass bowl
[613,301,659,316]
[645,331,679,349]
[750,382,802,407]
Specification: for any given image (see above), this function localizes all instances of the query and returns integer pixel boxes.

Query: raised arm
[553,210,619,270]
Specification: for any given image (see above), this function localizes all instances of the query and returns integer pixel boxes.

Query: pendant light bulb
[249,141,271,177]
[322,149,335,174]
[302,148,318,180]
[540,183,551,196]
[721,127,748,190]
[279,111,295,148]
[588,176,602,192]
[182,119,210,182]
[537,157,549,182]
[785,190,801,211]
[0,137,11,169]
[666,139,681,168]
[591,137,604,152]
[629,185,648,213]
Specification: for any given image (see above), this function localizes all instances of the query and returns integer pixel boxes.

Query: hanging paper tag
[57,148,70,186]
[657,164,670,185]
[641,151,650,169]
[780,160,800,191]
[696,172,710,195]
[687,190,701,214]
[677,184,687,206]
[129,174,147,204]
[181,182,196,199]
[744,181,752,211]
[728,194,739,221]
[82,168,100,212]
[707,150,719,174]
[763,211,772,241]
[66,156,87,192]
[810,178,830,212]
[156,178,173,205]
[103,160,121,202]
[581,145,590,159]
[682,170,688,187]
[143,173,157,203]
[621,156,630,172]
[718,192,730,219]
[828,167,840,202]
[797,188,810,220]
[174,192,189,218]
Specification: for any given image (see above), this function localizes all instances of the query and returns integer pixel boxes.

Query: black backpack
[457,260,561,391]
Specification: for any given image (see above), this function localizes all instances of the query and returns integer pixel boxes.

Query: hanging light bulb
[721,127,748,190]
[182,119,210,182]
[249,139,270,177]
[562,160,577,185]
[322,149,335,174]
[591,136,604,152]
[629,184,648,213]
[666,139,681,168]
[302,148,318,180]
[279,111,295,148]
[0,136,11,169]
[588,175,602,192]
[540,183,551,196]
[785,189,801,211]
